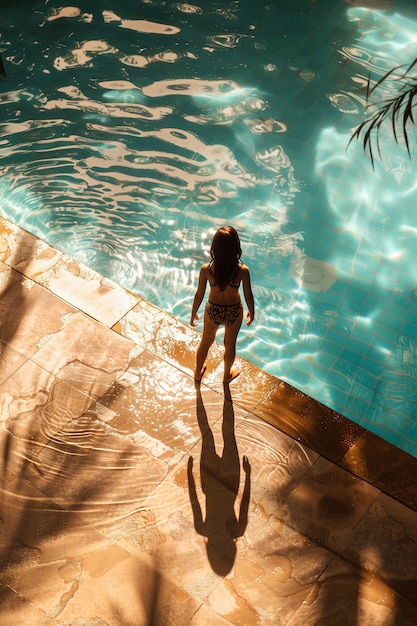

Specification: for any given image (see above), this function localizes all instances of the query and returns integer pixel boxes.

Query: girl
[190,226,255,383]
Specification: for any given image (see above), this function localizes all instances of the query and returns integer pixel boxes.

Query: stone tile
[93,352,224,456]
[116,300,277,410]
[0,217,62,276]
[187,603,233,625]
[25,519,171,624]
[0,342,26,385]
[108,404,252,592]
[289,556,417,626]
[0,361,94,476]
[0,456,196,625]
[254,379,365,463]
[341,431,417,510]
[30,311,141,399]
[336,491,417,605]
[4,527,158,623]
[206,520,335,625]
[5,406,166,529]
[276,456,380,555]
[115,297,202,375]
[54,546,200,626]
[203,361,278,412]
[194,412,331,625]
[150,583,203,626]
[110,393,321,615]
[22,424,167,528]
[0,264,77,359]
[0,583,58,626]
[232,411,319,515]
[0,358,169,525]
[32,254,138,326]
[0,476,74,589]
[2,215,417,625]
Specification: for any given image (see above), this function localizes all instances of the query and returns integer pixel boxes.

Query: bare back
[202,263,245,306]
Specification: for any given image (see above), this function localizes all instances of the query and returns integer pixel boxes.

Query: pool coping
[1,215,416,512]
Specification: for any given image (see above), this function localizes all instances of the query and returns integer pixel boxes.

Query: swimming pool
[2,0,417,455]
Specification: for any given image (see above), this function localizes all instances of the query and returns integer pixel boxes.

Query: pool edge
[1,215,416,512]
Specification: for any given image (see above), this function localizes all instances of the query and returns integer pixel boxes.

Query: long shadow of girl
[187,382,251,576]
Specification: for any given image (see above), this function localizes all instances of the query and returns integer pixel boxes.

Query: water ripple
[2,0,417,453]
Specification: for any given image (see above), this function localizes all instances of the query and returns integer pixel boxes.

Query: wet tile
[203,361,278,411]
[341,431,417,510]
[7,410,167,528]
[0,361,93,475]
[0,342,26,385]
[24,432,167,528]
[5,529,155,623]
[32,254,138,326]
[93,351,226,456]
[194,414,331,625]
[150,583,203,626]
[0,217,62,276]
[0,462,196,624]
[30,311,141,399]
[0,583,58,626]
[289,556,417,626]
[337,491,417,604]
[0,476,73,588]
[94,387,189,470]
[254,379,364,462]
[276,456,380,553]
[54,547,200,626]
[116,299,278,409]
[2,214,417,626]
[229,411,319,520]
[206,520,335,626]
[109,407,254,593]
[187,603,233,625]
[0,265,77,359]
[111,397,321,611]
[0,358,167,523]
[116,298,201,374]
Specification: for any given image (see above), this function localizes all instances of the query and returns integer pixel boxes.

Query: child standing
[190,225,255,383]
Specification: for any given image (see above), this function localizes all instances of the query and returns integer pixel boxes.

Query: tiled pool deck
[1,215,417,624]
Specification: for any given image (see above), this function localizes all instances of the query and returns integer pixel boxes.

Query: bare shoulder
[239,264,251,276]
[198,263,211,281]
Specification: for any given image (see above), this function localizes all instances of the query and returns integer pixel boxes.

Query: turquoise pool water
[2,0,417,455]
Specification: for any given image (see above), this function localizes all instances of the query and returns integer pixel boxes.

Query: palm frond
[348,60,417,166]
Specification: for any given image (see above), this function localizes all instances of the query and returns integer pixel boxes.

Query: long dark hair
[210,226,242,290]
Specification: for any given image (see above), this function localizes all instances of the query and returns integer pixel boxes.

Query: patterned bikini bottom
[206,301,243,326]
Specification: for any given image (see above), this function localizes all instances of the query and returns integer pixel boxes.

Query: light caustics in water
[313,7,417,448]
[2,1,417,455]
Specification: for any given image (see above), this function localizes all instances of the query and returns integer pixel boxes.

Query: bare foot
[223,367,240,383]
[194,366,207,382]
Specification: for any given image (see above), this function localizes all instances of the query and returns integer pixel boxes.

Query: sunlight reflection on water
[2,0,417,453]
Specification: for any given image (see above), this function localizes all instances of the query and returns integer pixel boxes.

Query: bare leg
[195,308,218,380]
[223,308,243,382]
